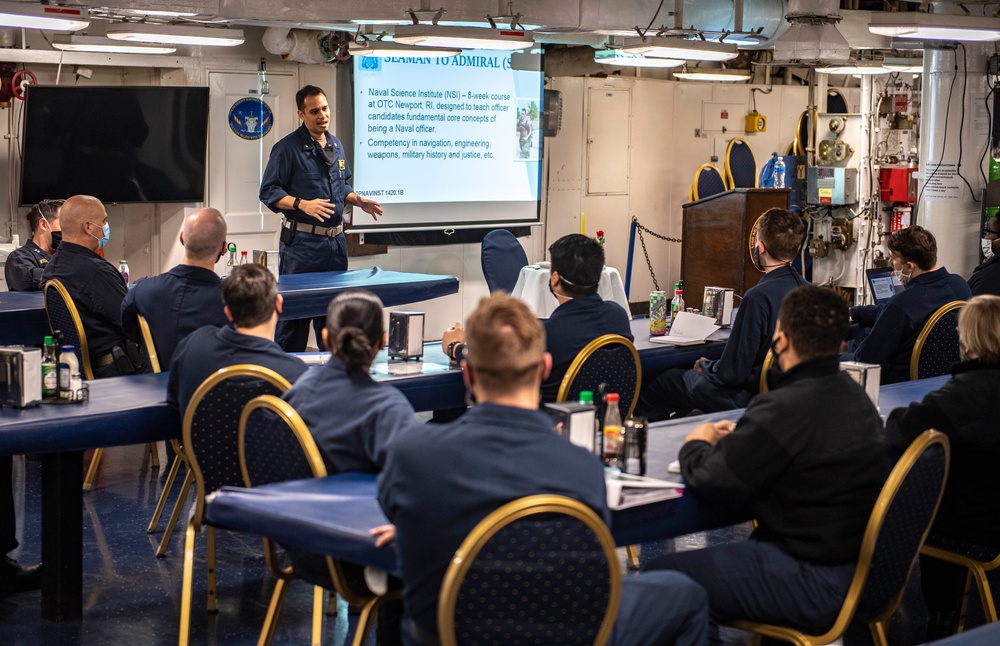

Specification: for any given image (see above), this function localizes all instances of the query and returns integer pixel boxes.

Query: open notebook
[648,311,721,346]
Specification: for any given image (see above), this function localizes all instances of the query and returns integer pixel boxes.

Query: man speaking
[260,84,382,352]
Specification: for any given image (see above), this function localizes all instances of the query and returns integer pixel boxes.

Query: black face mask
[50,230,62,251]
[751,244,765,272]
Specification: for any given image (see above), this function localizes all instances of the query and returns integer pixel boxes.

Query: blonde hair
[958,295,1000,365]
[464,293,545,395]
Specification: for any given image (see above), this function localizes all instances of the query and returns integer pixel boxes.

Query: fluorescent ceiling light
[883,56,923,73]
[594,49,684,68]
[52,34,176,54]
[674,69,751,82]
[869,12,1000,42]
[117,9,199,18]
[816,62,890,75]
[350,39,460,58]
[0,1,88,31]
[393,25,533,50]
[106,23,244,47]
[622,37,738,62]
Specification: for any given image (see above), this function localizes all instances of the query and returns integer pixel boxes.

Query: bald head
[59,195,107,249]
[180,208,227,264]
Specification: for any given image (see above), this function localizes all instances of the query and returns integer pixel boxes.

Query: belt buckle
[325,225,338,238]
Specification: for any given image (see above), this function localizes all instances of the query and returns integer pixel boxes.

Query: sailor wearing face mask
[969,217,1000,296]
[3,199,63,291]
[842,225,971,384]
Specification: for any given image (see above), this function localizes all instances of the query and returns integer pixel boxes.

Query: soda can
[649,291,668,336]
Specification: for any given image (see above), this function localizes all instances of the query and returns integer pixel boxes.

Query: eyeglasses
[982,227,1000,237]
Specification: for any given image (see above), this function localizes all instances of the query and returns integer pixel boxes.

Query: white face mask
[982,238,995,260]
[893,268,911,286]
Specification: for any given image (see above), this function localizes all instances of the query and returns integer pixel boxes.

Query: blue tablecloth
[277,267,458,320]
[0,372,175,456]
[0,267,459,346]
[204,373,949,574]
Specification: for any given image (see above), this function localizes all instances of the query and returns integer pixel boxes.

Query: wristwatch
[292,197,302,211]
[446,341,460,361]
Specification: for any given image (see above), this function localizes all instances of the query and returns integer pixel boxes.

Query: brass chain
[632,216,681,292]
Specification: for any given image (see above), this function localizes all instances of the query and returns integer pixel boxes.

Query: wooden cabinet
[681,189,791,307]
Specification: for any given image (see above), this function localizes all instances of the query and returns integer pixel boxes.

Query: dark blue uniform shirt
[41,241,128,361]
[969,254,1000,297]
[541,294,633,402]
[282,355,418,474]
[120,264,228,366]
[167,324,307,416]
[4,239,49,291]
[259,124,353,227]
[378,403,608,642]
[844,267,971,384]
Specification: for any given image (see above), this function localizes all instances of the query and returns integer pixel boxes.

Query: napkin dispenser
[388,311,424,360]
[702,287,734,328]
[252,250,280,282]
[0,347,42,408]
[840,361,881,408]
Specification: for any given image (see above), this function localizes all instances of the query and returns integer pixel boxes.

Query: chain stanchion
[631,216,681,292]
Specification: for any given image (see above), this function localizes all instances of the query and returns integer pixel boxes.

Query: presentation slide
[352,50,543,231]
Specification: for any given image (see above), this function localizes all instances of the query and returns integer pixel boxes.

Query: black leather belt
[287,220,343,238]
[93,352,115,369]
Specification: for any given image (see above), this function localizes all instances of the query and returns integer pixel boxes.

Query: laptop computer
[865,266,905,305]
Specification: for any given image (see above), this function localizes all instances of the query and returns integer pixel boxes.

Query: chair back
[136,314,161,373]
[481,229,528,293]
[826,431,950,640]
[910,301,965,381]
[438,495,620,646]
[724,137,758,189]
[238,395,327,487]
[758,348,775,394]
[557,334,641,420]
[691,164,726,201]
[43,279,94,380]
[183,365,292,528]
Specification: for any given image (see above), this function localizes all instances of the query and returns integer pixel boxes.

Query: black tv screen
[20,86,209,205]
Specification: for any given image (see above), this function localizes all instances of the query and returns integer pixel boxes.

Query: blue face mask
[88,220,110,250]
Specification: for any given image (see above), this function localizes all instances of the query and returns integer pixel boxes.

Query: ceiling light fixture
[673,68,751,82]
[106,23,245,47]
[594,49,684,68]
[393,25,533,51]
[869,12,1000,42]
[622,37,738,62]
[0,1,88,31]
[816,62,890,75]
[51,35,176,54]
[350,39,460,58]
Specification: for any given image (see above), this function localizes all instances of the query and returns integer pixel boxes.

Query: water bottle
[118,260,130,284]
[602,393,623,468]
[773,153,786,189]
[670,289,685,326]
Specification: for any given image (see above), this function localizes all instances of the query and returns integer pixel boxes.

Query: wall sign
[228,97,273,140]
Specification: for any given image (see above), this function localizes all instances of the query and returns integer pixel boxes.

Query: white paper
[605,472,685,510]
[648,311,721,345]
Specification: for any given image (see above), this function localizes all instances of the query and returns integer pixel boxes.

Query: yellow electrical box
[745,110,766,133]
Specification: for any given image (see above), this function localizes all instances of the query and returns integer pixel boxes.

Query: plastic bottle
[670,288,685,326]
[41,335,58,398]
[239,250,248,265]
[58,345,79,399]
[118,260,130,284]
[579,390,600,456]
[773,153,786,189]
[603,393,623,468]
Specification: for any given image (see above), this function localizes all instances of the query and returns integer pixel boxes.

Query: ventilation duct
[262,26,337,63]
[771,0,851,65]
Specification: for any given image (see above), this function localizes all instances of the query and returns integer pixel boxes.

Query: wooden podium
[681,188,791,307]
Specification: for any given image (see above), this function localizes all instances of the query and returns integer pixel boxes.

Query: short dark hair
[223,264,277,328]
[27,199,64,234]
[296,85,326,111]
[888,225,936,270]
[549,234,604,297]
[757,208,805,262]
[326,290,385,373]
[777,286,849,361]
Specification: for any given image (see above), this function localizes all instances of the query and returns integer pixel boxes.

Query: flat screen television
[20,86,209,205]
